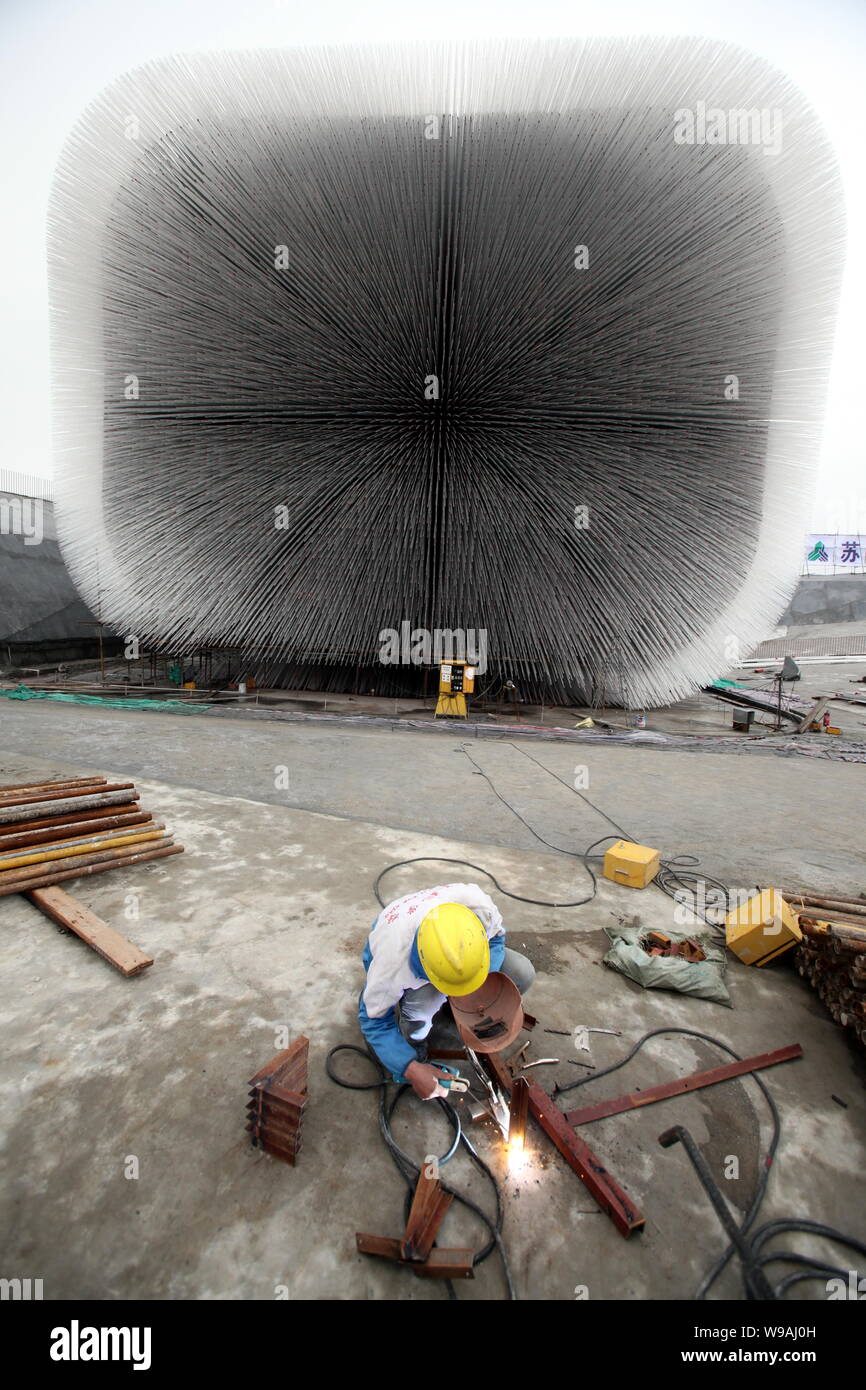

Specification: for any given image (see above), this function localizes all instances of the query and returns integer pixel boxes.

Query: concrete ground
[1,716,865,1302]
[1,697,864,895]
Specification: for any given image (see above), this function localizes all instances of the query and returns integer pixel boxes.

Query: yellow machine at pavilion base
[434,660,476,719]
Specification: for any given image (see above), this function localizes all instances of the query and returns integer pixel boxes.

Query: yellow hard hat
[416,902,490,996]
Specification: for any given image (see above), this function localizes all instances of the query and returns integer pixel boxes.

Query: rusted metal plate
[563,1044,803,1128]
[247,1036,309,1167]
[248,1036,309,1088]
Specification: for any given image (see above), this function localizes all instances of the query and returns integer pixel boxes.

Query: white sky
[2,0,864,530]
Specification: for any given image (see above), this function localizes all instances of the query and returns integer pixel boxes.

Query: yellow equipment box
[725,889,802,967]
[434,660,476,720]
[603,840,660,889]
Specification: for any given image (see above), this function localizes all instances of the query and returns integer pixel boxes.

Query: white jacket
[362,881,505,1021]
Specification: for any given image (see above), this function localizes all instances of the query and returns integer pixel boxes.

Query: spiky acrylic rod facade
[48,39,844,705]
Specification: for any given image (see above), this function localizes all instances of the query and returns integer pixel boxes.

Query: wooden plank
[25,885,154,977]
[483,1050,645,1239]
[563,1044,803,1128]
[0,811,151,852]
[0,843,183,897]
[794,697,829,734]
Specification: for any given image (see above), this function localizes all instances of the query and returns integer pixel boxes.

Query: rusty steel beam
[563,1044,803,1128]
[355,1234,474,1279]
[482,1050,644,1239]
[508,1076,529,1150]
[400,1171,453,1263]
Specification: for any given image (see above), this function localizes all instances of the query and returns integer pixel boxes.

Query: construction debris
[641,930,706,962]
[604,921,731,1004]
[247,1036,309,1165]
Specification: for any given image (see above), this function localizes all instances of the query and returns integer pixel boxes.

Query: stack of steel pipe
[789,894,866,1050]
[0,777,183,897]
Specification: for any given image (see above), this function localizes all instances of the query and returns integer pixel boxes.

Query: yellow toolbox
[602,840,660,889]
[725,889,802,966]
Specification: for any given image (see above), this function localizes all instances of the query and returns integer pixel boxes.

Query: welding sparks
[507,1136,527,1174]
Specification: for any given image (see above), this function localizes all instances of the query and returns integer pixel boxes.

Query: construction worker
[359,882,534,1100]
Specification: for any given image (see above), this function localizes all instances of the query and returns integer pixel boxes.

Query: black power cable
[376,742,731,931]
[507,741,731,935]
[326,1041,516,1299]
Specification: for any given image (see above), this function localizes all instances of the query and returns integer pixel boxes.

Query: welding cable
[374,745,728,919]
[507,742,733,934]
[374,843,614,911]
[736,1219,866,1301]
[326,1042,516,1299]
[374,741,628,908]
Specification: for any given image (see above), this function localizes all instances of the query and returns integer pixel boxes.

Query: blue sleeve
[359,944,418,1083]
[489,930,506,973]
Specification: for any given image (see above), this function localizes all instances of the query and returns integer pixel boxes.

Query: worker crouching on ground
[359,883,534,1100]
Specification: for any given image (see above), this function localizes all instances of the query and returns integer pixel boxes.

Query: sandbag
[603,923,732,1006]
